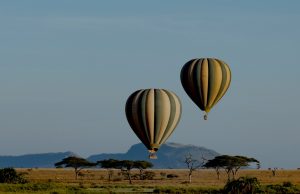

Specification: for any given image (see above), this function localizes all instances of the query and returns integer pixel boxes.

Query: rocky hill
[88,142,220,169]
[0,143,220,169]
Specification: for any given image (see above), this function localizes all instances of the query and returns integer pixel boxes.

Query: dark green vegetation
[223,177,300,194]
[204,155,260,181]
[98,159,153,184]
[151,178,300,194]
[0,168,27,184]
[0,183,220,194]
[55,157,154,184]
[223,177,260,194]
[0,180,298,194]
[55,156,96,180]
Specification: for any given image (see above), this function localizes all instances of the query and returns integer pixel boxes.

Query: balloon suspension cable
[204,113,208,120]
[148,150,158,159]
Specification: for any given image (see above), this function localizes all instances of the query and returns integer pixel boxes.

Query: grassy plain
[0,168,298,193]
[17,168,300,186]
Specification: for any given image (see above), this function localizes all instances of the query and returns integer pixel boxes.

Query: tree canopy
[98,159,153,170]
[55,156,96,179]
[204,155,260,180]
[97,159,153,184]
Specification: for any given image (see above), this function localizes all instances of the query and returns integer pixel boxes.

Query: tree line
[55,154,259,184]
[55,157,153,184]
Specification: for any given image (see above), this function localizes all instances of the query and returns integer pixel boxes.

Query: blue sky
[0,1,299,168]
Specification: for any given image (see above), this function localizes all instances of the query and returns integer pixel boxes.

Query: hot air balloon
[125,89,182,159]
[181,58,231,120]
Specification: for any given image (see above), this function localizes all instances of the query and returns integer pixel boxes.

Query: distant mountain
[88,142,220,168]
[0,151,76,168]
[0,143,220,168]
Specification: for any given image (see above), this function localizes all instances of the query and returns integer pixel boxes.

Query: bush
[282,181,293,187]
[153,186,221,194]
[166,174,178,179]
[143,171,155,180]
[224,176,260,194]
[0,168,27,184]
[112,177,123,181]
[264,182,299,194]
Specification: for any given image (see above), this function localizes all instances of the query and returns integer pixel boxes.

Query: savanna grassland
[0,168,298,193]
[17,168,300,186]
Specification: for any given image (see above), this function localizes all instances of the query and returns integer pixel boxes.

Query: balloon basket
[149,153,157,159]
[204,114,208,120]
[148,150,158,159]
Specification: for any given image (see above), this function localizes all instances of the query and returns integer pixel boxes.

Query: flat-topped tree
[55,156,96,180]
[98,159,153,184]
[204,155,260,181]
[119,160,135,184]
[133,160,153,180]
[98,159,120,181]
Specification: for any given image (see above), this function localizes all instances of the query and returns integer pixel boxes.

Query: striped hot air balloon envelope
[125,89,182,159]
[181,58,231,120]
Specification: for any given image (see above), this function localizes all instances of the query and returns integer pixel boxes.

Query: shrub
[132,171,156,180]
[264,182,300,194]
[112,177,123,181]
[223,176,260,194]
[0,168,27,184]
[166,174,178,179]
[143,171,155,180]
[153,186,221,194]
[282,181,293,187]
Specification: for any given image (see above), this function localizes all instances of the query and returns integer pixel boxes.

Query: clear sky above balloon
[0,0,299,168]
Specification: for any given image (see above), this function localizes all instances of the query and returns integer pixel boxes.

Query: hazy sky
[0,1,299,168]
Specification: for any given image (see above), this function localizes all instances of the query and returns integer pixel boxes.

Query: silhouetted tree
[55,156,96,180]
[98,159,119,181]
[204,155,259,181]
[203,156,222,180]
[98,159,153,184]
[119,160,135,184]
[134,160,153,180]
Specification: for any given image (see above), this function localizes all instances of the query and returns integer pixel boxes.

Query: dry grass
[16,168,300,187]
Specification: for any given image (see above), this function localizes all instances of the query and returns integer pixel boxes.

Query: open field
[0,168,296,193]
[16,168,300,186]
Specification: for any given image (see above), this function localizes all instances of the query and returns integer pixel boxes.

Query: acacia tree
[204,155,259,181]
[98,159,134,183]
[184,153,205,183]
[97,159,119,181]
[119,160,135,184]
[55,156,96,180]
[134,160,153,180]
[98,159,153,184]
[203,157,222,180]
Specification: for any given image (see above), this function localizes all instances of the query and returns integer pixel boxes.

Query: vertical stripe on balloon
[181,58,231,115]
[125,89,182,153]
